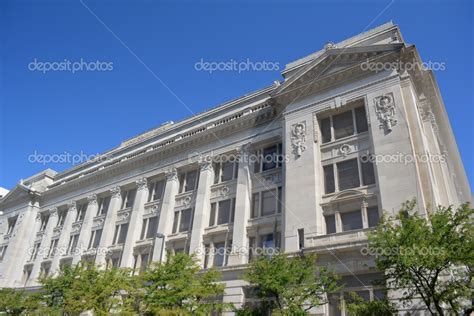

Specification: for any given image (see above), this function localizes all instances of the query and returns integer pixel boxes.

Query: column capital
[165,167,178,182]
[49,207,59,217]
[67,201,77,212]
[110,186,122,199]
[136,178,148,191]
[87,193,98,205]
[199,160,213,172]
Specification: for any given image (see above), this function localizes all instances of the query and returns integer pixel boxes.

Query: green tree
[367,201,474,315]
[345,292,396,316]
[141,252,225,315]
[245,252,340,315]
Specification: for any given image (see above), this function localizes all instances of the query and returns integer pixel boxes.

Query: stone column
[95,186,122,266]
[29,208,59,283]
[361,199,369,229]
[189,161,214,265]
[151,168,179,263]
[72,194,98,265]
[228,145,252,265]
[120,178,149,268]
[50,202,78,274]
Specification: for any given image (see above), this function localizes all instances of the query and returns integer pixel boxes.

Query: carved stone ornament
[183,196,192,206]
[374,93,397,134]
[165,167,178,182]
[220,186,230,197]
[200,160,213,172]
[136,178,148,191]
[339,144,351,157]
[87,193,98,205]
[49,207,59,217]
[68,201,77,212]
[110,186,121,199]
[290,121,307,158]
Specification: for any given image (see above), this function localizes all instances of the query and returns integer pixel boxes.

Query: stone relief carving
[200,160,213,172]
[220,186,230,197]
[87,193,97,205]
[92,218,105,228]
[71,222,82,233]
[339,144,351,157]
[68,201,77,212]
[136,178,148,191]
[374,93,397,134]
[110,186,121,199]
[290,121,307,158]
[165,167,178,182]
[49,207,59,217]
[117,211,130,222]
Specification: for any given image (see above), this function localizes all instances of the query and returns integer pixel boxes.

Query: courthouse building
[0,22,470,315]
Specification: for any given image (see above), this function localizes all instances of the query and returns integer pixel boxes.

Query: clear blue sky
[0,0,472,192]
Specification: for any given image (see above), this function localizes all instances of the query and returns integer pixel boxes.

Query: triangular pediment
[272,43,404,100]
[0,184,33,205]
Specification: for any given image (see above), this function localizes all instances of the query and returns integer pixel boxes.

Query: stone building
[0,22,470,315]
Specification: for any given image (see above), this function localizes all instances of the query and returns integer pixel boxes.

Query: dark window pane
[262,145,277,171]
[367,207,380,227]
[140,219,147,240]
[261,190,276,216]
[253,150,261,173]
[221,162,234,182]
[217,200,231,225]
[146,216,158,239]
[179,209,192,232]
[185,171,197,192]
[324,165,335,194]
[125,189,137,208]
[99,196,110,215]
[209,203,216,227]
[355,106,368,133]
[361,156,376,185]
[341,210,363,231]
[230,198,236,223]
[337,159,360,190]
[277,187,283,213]
[118,224,129,244]
[93,230,102,248]
[112,225,119,244]
[320,117,331,143]
[325,215,336,234]
[251,193,259,218]
[213,242,225,267]
[298,228,304,249]
[373,289,386,300]
[213,163,220,184]
[151,181,165,201]
[172,211,179,233]
[179,174,185,193]
[333,110,354,139]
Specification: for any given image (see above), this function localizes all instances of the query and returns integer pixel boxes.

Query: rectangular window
[114,223,129,245]
[337,159,360,190]
[140,253,149,273]
[76,204,87,221]
[0,245,8,261]
[40,214,50,231]
[367,207,380,227]
[30,243,40,261]
[209,203,216,227]
[217,200,231,225]
[253,150,262,173]
[91,229,102,249]
[68,235,79,254]
[341,210,363,231]
[324,165,335,194]
[140,219,147,240]
[213,242,225,267]
[333,110,354,139]
[7,216,17,234]
[179,208,192,232]
[277,187,283,213]
[361,156,376,185]
[261,190,277,216]
[251,193,260,218]
[248,237,256,262]
[325,215,336,234]
[320,117,332,143]
[221,162,235,182]
[122,189,137,209]
[203,244,210,269]
[262,145,277,171]
[48,239,59,257]
[355,106,368,133]
[184,170,198,192]
[148,180,165,202]
[146,216,158,239]
[172,211,179,233]
[98,196,111,216]
[57,210,67,227]
[298,228,304,249]
[230,198,236,223]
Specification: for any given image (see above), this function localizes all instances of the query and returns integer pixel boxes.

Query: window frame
[319,104,369,144]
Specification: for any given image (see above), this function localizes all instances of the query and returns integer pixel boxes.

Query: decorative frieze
[290,121,307,158]
[374,93,397,134]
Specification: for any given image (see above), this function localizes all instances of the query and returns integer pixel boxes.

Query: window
[253,143,283,173]
[88,229,102,249]
[6,216,17,235]
[76,203,87,222]
[341,210,363,231]
[30,243,40,261]
[179,170,198,193]
[337,159,360,190]
[40,214,49,231]
[140,253,150,273]
[67,234,79,255]
[261,189,277,216]
[172,208,193,233]
[214,161,238,184]
[121,189,137,209]
[140,216,158,240]
[298,229,304,249]
[259,233,280,257]
[41,265,51,278]
[213,242,226,267]
[113,223,129,245]
[57,210,67,227]
[277,187,283,213]
[325,215,336,234]
[323,165,336,194]
[48,239,59,257]
[23,267,32,285]
[333,111,354,139]
[367,207,380,227]
[248,237,256,262]
[361,155,376,185]
[320,117,331,143]
[355,106,368,133]
[203,244,210,269]
[251,193,260,218]
[148,180,165,202]
[97,196,111,216]
[0,245,7,261]
[209,199,235,226]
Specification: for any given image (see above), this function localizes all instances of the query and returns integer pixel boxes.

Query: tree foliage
[140,252,226,315]
[368,200,474,315]
[345,292,396,316]
[245,252,340,315]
